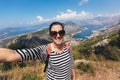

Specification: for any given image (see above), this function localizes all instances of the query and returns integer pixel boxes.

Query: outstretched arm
[0,48,22,62]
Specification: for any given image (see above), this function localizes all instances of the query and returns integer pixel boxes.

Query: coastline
[72,27,87,37]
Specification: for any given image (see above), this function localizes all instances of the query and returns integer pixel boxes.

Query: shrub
[94,45,120,61]
[22,73,42,80]
[76,62,95,76]
[0,62,12,71]
[103,46,120,61]
[8,42,26,50]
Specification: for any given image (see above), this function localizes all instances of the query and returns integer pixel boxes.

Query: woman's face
[50,24,65,45]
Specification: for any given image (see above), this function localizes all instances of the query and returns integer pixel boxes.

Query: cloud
[54,9,92,20]
[55,9,78,20]
[79,0,89,6]
[36,9,93,23]
[36,16,44,22]
[96,13,120,17]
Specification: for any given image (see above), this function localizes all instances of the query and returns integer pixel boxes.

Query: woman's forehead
[51,25,63,31]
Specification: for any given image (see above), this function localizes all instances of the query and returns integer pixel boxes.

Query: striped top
[16,43,74,80]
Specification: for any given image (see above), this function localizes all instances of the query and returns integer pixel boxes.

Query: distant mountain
[64,21,82,35]
[97,19,120,35]
[0,23,50,40]
[1,14,120,47]
[74,15,120,26]
[5,21,82,47]
[0,27,18,39]
[107,20,120,30]
[1,15,120,40]
[33,21,83,37]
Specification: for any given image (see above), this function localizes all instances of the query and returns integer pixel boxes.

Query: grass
[0,60,46,80]
[0,60,120,80]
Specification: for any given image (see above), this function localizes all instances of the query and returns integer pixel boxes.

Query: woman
[0,22,76,80]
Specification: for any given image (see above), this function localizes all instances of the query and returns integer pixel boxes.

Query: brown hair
[49,22,64,34]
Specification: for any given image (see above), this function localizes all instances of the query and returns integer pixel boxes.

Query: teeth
[56,39,61,41]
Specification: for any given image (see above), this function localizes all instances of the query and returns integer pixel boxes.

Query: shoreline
[72,27,87,37]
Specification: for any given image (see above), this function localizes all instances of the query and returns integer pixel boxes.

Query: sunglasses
[50,30,65,37]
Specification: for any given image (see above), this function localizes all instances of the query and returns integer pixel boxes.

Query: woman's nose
[56,33,60,37]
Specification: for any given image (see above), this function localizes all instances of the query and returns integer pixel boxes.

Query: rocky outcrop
[64,21,82,35]
[7,33,50,48]
[93,39,110,47]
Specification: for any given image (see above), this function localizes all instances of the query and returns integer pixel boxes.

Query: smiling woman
[49,22,65,45]
[0,22,76,80]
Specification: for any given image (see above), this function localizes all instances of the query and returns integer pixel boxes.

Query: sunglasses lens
[50,31,57,37]
[50,30,65,37]
[59,30,65,36]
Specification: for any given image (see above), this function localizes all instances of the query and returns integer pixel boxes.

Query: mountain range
[0,15,120,47]
[3,21,82,47]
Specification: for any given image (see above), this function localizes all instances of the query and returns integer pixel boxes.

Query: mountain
[5,21,82,47]
[64,21,82,35]
[0,23,50,40]
[1,15,120,40]
[7,33,51,48]
[1,14,120,47]
[90,19,120,38]
[74,15,120,27]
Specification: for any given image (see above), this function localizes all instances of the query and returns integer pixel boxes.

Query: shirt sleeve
[16,45,47,63]
[69,43,75,69]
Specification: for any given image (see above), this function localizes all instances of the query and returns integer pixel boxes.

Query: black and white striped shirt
[16,44,74,80]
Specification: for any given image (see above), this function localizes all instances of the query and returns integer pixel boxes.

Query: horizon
[0,0,120,29]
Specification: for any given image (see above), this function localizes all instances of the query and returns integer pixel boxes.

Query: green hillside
[72,29,120,61]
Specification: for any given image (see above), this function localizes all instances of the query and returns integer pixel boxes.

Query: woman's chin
[54,41,63,45]
[56,42,62,45]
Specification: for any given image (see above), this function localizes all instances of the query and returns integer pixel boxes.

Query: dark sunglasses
[50,30,65,37]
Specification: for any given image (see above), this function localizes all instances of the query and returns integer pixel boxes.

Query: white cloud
[79,0,89,6]
[54,9,78,20]
[36,16,52,23]
[54,9,93,20]
[36,9,93,23]
[36,16,43,22]
[96,13,120,17]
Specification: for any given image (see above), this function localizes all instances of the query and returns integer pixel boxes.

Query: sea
[73,25,106,39]
[0,27,43,39]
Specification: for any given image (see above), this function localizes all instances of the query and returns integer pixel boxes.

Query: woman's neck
[52,43,64,50]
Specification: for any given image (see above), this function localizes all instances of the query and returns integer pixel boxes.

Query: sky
[0,0,120,29]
